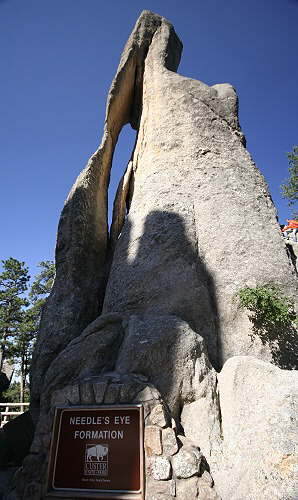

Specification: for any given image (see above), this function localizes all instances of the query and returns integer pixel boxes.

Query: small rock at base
[104,383,120,403]
[80,380,94,404]
[145,426,162,456]
[171,447,202,479]
[134,386,161,402]
[93,380,107,403]
[147,456,172,480]
[150,404,170,427]
[162,427,179,456]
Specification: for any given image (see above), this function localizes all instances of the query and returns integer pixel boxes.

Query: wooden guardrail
[0,402,29,427]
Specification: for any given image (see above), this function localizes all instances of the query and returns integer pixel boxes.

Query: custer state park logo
[84,444,109,476]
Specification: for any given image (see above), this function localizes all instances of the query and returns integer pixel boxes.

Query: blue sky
[1,0,297,279]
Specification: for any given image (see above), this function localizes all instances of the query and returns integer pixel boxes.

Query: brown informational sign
[47,405,144,499]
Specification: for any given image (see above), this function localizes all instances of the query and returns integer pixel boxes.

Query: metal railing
[0,402,29,427]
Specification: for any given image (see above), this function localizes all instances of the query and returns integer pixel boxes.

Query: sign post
[47,405,144,499]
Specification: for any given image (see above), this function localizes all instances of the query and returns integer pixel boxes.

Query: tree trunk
[0,332,8,372]
[0,347,3,372]
[20,354,25,403]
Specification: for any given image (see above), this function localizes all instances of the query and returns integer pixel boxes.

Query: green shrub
[237,285,297,328]
[236,285,297,368]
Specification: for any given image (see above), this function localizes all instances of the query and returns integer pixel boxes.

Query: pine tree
[0,259,55,402]
[29,260,55,320]
[15,260,55,402]
[0,258,30,372]
[11,306,38,402]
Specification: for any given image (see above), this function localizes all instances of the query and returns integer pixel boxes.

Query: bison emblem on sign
[86,444,108,462]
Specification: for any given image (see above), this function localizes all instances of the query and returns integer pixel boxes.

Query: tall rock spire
[30,12,183,412]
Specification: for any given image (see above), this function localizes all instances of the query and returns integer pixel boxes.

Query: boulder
[0,412,35,467]
[214,356,298,499]
[181,394,222,472]
[115,315,217,418]
[171,447,202,479]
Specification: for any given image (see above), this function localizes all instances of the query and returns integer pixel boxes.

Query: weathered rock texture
[102,27,298,370]
[30,11,182,415]
[6,10,298,500]
[215,357,298,499]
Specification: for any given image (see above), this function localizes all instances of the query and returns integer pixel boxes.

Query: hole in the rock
[108,124,136,228]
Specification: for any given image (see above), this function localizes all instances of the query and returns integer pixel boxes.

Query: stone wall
[6,373,219,499]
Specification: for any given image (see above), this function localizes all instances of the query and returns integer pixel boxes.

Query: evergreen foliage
[2,381,29,403]
[237,285,297,328]
[0,258,55,402]
[29,260,55,303]
[0,258,30,372]
[281,146,298,219]
[237,285,297,368]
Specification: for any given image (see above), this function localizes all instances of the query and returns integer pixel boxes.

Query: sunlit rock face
[29,11,177,413]
[8,11,297,500]
[103,17,298,372]
[214,356,298,500]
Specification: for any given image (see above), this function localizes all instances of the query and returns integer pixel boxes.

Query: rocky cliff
[6,11,297,500]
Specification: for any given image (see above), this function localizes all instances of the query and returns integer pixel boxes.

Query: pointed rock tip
[137,10,163,21]
[136,9,175,30]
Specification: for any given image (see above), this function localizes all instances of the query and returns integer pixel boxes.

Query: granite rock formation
[6,10,298,500]
[215,356,298,499]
